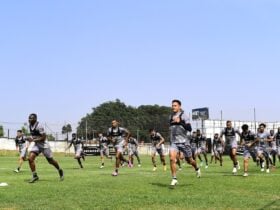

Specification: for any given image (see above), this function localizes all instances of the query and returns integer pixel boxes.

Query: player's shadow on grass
[257,199,280,210]
[150,182,193,188]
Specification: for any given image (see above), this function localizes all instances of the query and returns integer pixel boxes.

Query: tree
[21,126,29,135]
[62,124,72,141]
[77,99,171,142]
[47,134,55,141]
[0,125,4,137]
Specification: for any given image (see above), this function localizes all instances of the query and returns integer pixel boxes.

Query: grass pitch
[1,151,280,210]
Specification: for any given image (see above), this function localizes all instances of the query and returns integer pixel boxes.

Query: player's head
[149,128,156,135]
[28,113,37,125]
[72,133,76,138]
[111,120,119,128]
[98,133,103,138]
[192,131,197,137]
[171,99,181,113]
[17,130,23,137]
[226,120,232,128]
[214,133,219,138]
[196,129,201,136]
[270,130,274,135]
[278,127,280,132]
[241,124,249,132]
[259,123,266,132]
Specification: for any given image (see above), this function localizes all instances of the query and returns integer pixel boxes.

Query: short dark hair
[241,124,249,131]
[149,128,155,133]
[259,123,266,128]
[29,113,37,119]
[17,130,22,133]
[172,99,181,106]
[226,120,231,124]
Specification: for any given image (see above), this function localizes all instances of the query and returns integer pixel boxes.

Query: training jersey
[257,131,270,149]
[220,127,240,146]
[69,137,83,151]
[213,137,223,150]
[107,127,128,144]
[128,137,138,150]
[169,111,191,144]
[150,132,163,147]
[29,122,50,148]
[99,136,109,149]
[275,132,280,146]
[240,131,256,149]
[196,135,207,148]
[15,135,26,147]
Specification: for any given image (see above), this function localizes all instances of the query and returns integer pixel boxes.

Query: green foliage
[0,125,4,137]
[1,155,280,210]
[47,134,56,141]
[62,124,72,141]
[21,126,29,135]
[77,99,171,142]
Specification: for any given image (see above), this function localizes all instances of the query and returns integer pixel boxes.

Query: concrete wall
[0,138,169,155]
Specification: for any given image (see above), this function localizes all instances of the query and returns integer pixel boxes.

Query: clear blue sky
[1,1,280,132]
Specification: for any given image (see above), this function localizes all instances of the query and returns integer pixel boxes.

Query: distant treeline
[77,99,171,142]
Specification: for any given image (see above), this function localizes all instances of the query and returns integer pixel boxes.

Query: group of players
[11,100,280,187]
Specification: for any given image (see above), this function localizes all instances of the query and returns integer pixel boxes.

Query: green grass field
[1,151,280,210]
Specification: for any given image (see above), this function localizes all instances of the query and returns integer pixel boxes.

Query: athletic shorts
[170,143,192,159]
[30,142,53,159]
[151,146,164,156]
[114,140,125,153]
[100,147,109,157]
[19,145,28,159]
[243,148,256,159]
[197,147,207,155]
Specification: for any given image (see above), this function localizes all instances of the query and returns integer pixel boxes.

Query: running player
[220,120,241,175]
[190,131,198,161]
[67,133,85,168]
[107,120,130,176]
[26,113,64,183]
[169,99,200,187]
[98,133,111,169]
[240,124,258,177]
[212,133,224,166]
[128,136,141,167]
[149,128,167,171]
[196,129,209,168]
[275,127,280,163]
[256,123,272,173]
[269,130,277,167]
[14,130,29,173]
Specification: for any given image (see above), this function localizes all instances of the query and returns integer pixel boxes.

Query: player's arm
[28,133,46,143]
[156,133,165,148]
[123,128,131,147]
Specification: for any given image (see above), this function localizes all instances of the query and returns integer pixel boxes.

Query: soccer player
[212,133,224,166]
[190,131,198,161]
[275,127,280,163]
[169,99,200,187]
[269,130,277,167]
[107,120,130,176]
[149,128,167,171]
[240,124,257,177]
[196,129,209,168]
[220,120,241,175]
[98,133,111,169]
[256,123,272,173]
[26,113,64,183]
[14,130,29,173]
[127,136,141,167]
[67,133,85,168]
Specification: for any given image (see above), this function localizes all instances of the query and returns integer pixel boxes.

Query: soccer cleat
[163,165,167,171]
[178,167,182,171]
[153,167,157,171]
[138,164,141,167]
[261,168,265,172]
[170,179,178,186]
[243,173,248,177]
[59,169,64,181]
[266,169,270,173]
[100,165,104,169]
[200,162,204,167]
[13,169,19,173]
[205,165,209,169]
[112,171,118,176]
[29,176,39,183]
[232,167,237,175]
[196,168,201,178]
